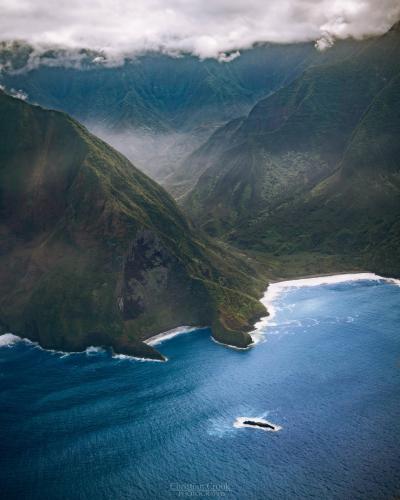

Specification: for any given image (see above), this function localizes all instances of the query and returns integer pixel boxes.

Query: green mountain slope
[0,90,267,358]
[182,25,400,276]
[164,116,246,199]
[0,42,328,180]
[0,43,317,131]
[249,72,400,276]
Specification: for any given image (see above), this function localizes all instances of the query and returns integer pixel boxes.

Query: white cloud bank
[0,0,399,60]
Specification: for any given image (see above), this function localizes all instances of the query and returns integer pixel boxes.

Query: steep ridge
[0,43,317,130]
[182,25,400,269]
[164,116,246,199]
[0,42,322,179]
[0,91,266,359]
[247,72,400,276]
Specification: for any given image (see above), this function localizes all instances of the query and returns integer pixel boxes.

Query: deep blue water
[1,278,399,500]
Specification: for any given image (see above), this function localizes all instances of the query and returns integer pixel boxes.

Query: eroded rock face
[117,228,213,345]
[0,90,266,359]
[119,230,173,320]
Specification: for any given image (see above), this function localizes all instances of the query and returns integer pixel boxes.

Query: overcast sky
[1,0,399,59]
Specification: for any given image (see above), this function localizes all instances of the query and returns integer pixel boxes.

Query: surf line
[250,272,400,339]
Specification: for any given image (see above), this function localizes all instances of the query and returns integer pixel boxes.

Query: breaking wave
[251,273,400,340]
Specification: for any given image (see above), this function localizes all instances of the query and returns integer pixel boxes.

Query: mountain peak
[0,92,266,358]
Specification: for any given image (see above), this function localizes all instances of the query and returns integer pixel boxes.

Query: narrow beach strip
[251,272,400,337]
[144,326,205,346]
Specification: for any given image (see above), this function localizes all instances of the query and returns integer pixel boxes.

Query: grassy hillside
[247,72,400,277]
[183,25,400,277]
[184,25,400,228]
[0,41,333,180]
[0,90,267,358]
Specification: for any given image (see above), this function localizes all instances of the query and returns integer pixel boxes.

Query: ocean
[1,274,399,499]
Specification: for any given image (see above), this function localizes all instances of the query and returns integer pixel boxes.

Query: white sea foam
[85,346,106,355]
[45,345,108,357]
[0,334,164,362]
[0,333,24,347]
[145,326,203,346]
[234,417,282,432]
[112,353,167,362]
[251,272,400,337]
[211,336,254,350]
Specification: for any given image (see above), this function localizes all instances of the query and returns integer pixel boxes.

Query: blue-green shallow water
[1,279,399,500]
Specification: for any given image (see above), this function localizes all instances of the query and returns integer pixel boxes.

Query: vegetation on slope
[0,90,266,358]
[0,42,317,131]
[247,72,400,277]
[0,41,325,180]
[183,24,400,277]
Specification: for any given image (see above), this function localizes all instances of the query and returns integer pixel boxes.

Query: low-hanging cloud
[1,0,399,61]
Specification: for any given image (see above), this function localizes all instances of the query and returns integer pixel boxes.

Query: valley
[0,23,399,357]
[1,4,400,499]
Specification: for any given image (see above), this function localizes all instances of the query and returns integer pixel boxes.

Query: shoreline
[268,270,367,284]
[144,326,207,346]
[2,272,398,361]
[251,271,400,336]
[0,334,166,362]
[211,336,254,351]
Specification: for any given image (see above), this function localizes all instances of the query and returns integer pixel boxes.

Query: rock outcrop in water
[0,90,266,359]
[234,417,282,432]
[243,420,275,430]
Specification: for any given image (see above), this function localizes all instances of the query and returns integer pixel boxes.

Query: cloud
[0,0,399,61]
